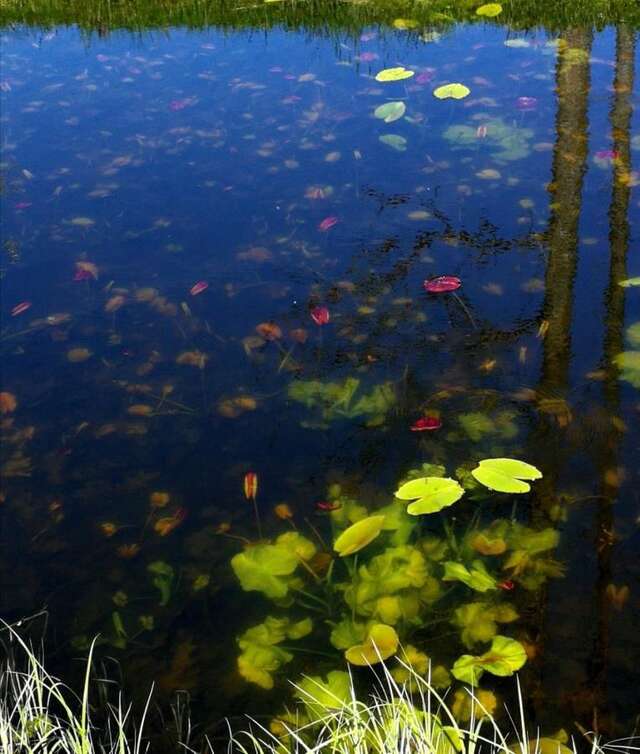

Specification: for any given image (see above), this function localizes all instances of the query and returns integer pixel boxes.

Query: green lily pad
[452,635,527,684]
[471,458,542,493]
[374,101,406,123]
[379,134,407,151]
[334,514,386,556]
[433,83,470,100]
[619,277,640,287]
[395,476,465,515]
[375,67,415,82]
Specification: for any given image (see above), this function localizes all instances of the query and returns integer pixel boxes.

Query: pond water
[1,4,639,748]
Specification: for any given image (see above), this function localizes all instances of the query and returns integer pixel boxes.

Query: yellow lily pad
[345,623,399,665]
[433,83,471,100]
[476,3,503,17]
[334,514,386,556]
[393,18,419,29]
[375,67,415,83]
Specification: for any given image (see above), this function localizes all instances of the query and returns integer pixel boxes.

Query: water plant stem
[452,292,477,329]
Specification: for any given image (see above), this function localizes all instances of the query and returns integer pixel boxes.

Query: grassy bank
[1,0,640,33]
[2,628,637,754]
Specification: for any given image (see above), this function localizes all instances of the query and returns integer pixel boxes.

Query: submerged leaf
[452,636,527,684]
[374,101,406,123]
[443,561,497,592]
[379,134,407,152]
[345,624,399,666]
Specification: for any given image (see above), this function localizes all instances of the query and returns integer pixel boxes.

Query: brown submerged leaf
[255,322,282,341]
[0,392,18,415]
[67,348,92,363]
[177,350,208,368]
[128,404,154,417]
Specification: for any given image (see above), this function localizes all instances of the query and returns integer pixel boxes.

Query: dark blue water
[1,18,639,744]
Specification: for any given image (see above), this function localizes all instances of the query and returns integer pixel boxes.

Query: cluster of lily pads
[229,456,565,729]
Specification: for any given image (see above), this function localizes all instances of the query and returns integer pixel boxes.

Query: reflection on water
[1,9,639,747]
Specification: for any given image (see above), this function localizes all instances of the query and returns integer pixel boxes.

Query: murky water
[1,6,639,748]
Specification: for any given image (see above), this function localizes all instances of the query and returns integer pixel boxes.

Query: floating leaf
[379,134,407,152]
[392,18,419,29]
[375,67,415,83]
[471,458,542,493]
[310,306,330,325]
[395,477,465,515]
[433,83,470,100]
[374,101,406,123]
[476,3,502,17]
[345,623,399,666]
[452,636,527,685]
[424,275,461,293]
[334,515,386,556]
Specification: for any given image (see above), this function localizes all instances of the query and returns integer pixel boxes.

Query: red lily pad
[310,306,330,325]
[424,276,461,293]
[410,416,442,432]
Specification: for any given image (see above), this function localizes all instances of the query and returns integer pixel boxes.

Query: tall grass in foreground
[1,627,638,754]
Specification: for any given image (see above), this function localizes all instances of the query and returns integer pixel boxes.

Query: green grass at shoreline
[1,0,640,34]
[2,627,639,754]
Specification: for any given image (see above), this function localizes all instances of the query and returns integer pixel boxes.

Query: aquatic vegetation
[425,275,462,293]
[344,623,399,665]
[476,3,503,17]
[395,476,465,514]
[614,322,640,386]
[237,615,312,689]
[375,67,414,82]
[2,0,638,736]
[379,134,408,152]
[287,377,396,428]
[227,457,553,707]
[451,635,527,684]
[443,118,534,162]
[374,101,406,123]
[433,83,471,100]
[411,415,443,431]
[334,514,386,556]
[310,306,330,325]
[471,458,542,493]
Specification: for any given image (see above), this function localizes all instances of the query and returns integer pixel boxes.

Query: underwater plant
[227,455,560,725]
